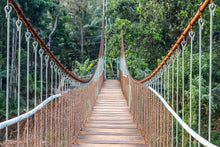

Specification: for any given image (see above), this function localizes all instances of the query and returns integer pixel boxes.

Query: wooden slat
[76,80,146,146]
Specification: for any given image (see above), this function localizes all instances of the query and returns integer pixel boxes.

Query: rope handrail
[120,0,211,83]
[148,87,217,147]
[9,0,105,83]
[120,0,217,146]
[139,0,211,83]
[1,0,106,146]
[0,94,61,130]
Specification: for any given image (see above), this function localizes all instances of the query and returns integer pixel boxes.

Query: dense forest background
[0,0,219,145]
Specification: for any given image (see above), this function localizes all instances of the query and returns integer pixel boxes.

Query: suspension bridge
[0,0,218,146]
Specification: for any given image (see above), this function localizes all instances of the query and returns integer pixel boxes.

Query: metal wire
[163,66,167,147]
[50,61,54,146]
[61,72,65,145]
[137,0,212,83]
[39,48,44,147]
[157,74,160,146]
[118,1,217,147]
[33,41,38,147]
[4,5,12,146]
[45,55,49,146]
[54,65,58,146]
[58,69,61,146]
[25,30,31,147]
[176,49,181,147]
[208,3,216,142]
[160,71,163,146]
[189,30,195,147]
[167,62,170,147]
[16,18,22,147]
[1,1,105,146]
[181,40,187,147]
[2,0,217,146]
[172,55,175,147]
[198,18,205,147]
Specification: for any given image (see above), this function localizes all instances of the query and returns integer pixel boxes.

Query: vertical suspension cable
[163,66,166,147]
[58,69,61,146]
[189,30,195,147]
[157,73,160,146]
[4,4,12,146]
[176,49,181,147]
[172,55,175,147]
[198,18,205,147]
[66,77,68,144]
[67,78,70,146]
[208,3,216,142]
[39,48,44,147]
[160,71,163,146]
[61,73,65,145]
[50,61,54,146]
[45,55,49,147]
[167,61,170,147]
[16,18,22,147]
[156,76,158,146]
[54,65,58,146]
[152,78,155,145]
[32,41,38,147]
[181,40,187,147]
[25,30,31,147]
[148,81,150,144]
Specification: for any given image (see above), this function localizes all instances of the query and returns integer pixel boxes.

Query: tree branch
[48,15,59,50]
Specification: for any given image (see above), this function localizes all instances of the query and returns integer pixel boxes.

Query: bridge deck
[77,80,146,146]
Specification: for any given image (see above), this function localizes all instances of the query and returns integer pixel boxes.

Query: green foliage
[73,58,96,77]
[0,0,103,118]
[125,49,151,79]
[105,0,220,145]
[0,0,219,145]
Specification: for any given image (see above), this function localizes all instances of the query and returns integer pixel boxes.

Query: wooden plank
[77,80,146,146]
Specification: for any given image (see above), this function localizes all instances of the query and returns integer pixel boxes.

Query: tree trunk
[48,15,59,50]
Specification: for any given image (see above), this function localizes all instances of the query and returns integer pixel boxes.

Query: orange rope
[137,0,211,83]
[9,0,105,83]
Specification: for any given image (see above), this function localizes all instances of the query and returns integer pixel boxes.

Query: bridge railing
[0,0,105,146]
[120,0,218,146]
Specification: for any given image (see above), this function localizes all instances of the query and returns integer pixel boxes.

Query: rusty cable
[9,0,105,83]
[136,0,211,83]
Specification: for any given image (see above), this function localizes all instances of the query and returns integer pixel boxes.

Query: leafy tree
[72,58,96,78]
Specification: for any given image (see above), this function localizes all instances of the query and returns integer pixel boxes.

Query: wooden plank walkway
[77,80,146,147]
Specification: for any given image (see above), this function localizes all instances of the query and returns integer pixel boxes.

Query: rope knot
[181,40,187,49]
[54,65,58,72]
[209,3,216,16]
[45,55,50,63]
[16,19,22,31]
[4,5,12,18]
[50,61,55,68]
[39,48,44,57]
[189,31,195,41]
[25,31,31,41]
[198,18,205,30]
[32,41,38,50]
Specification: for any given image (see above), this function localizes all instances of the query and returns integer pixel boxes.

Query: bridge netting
[120,0,217,146]
[0,0,218,146]
[1,0,105,146]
